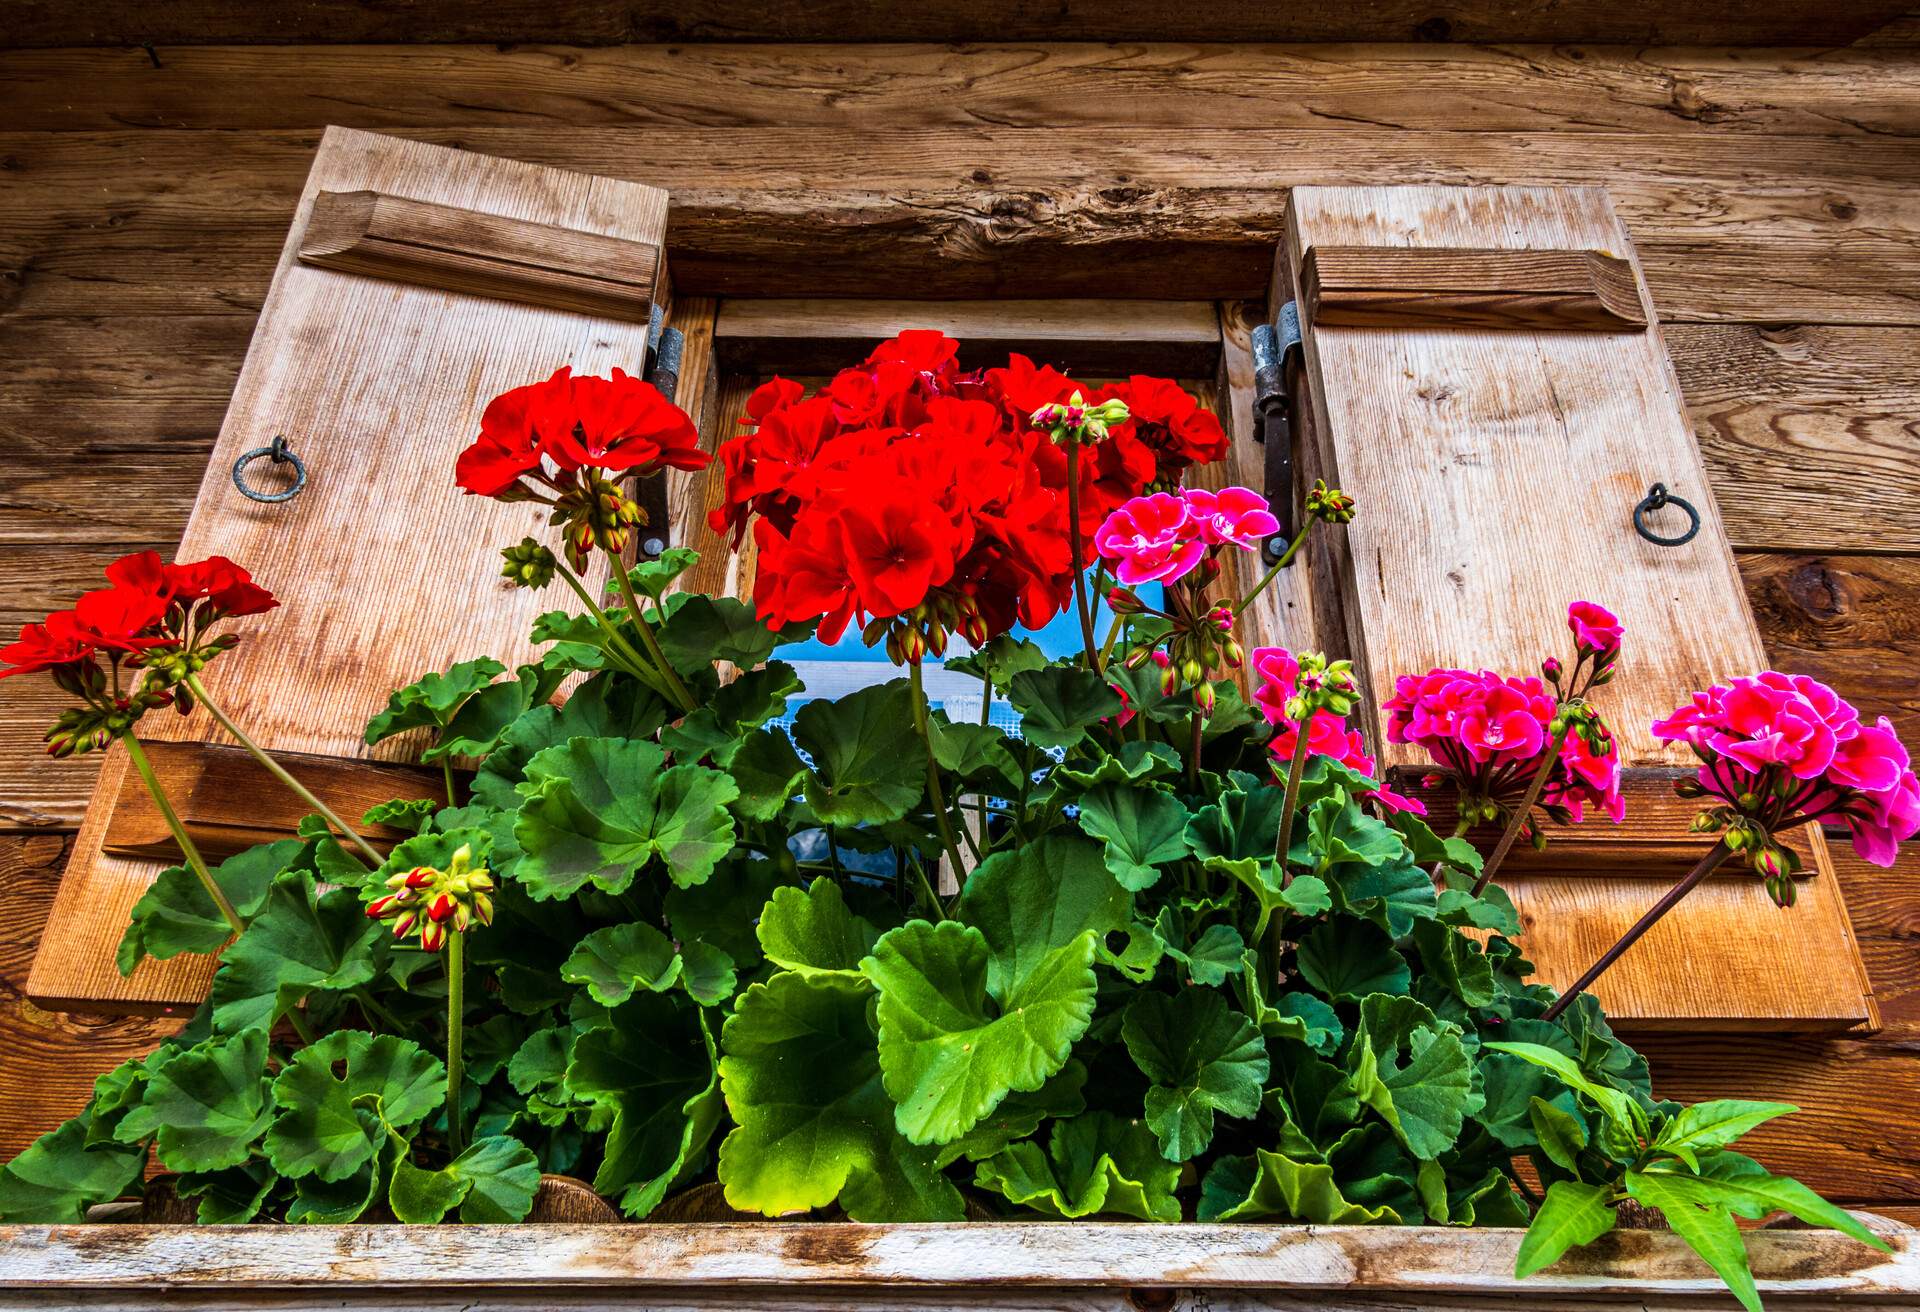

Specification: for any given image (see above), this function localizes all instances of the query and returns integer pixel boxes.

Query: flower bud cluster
[549,470,643,572]
[1283,652,1359,724]
[500,537,559,590]
[1031,392,1130,447]
[365,843,496,952]
[864,590,987,665]
[1304,479,1356,525]
[45,689,176,759]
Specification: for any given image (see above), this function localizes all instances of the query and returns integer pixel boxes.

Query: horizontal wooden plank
[0,1218,1914,1297]
[4,129,1920,320]
[8,44,1920,138]
[4,2,1915,46]
[1302,245,1646,331]
[714,299,1222,376]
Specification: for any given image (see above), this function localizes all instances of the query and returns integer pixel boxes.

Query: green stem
[1473,734,1563,896]
[909,659,969,893]
[909,856,947,923]
[1096,614,1124,672]
[119,731,244,934]
[613,565,699,713]
[445,931,466,1153]
[285,1007,316,1046]
[1273,724,1313,883]
[1235,522,1315,617]
[184,674,383,869]
[353,986,406,1034]
[441,759,457,809]
[1188,709,1204,790]
[555,565,672,700]
[1064,439,1099,667]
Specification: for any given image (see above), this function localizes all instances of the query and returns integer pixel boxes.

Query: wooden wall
[2,34,1919,1212]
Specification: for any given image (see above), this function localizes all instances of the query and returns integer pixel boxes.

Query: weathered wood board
[1274,184,1876,1031]
[24,127,664,1013]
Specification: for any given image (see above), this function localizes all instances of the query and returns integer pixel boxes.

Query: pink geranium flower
[1567,600,1623,656]
[1093,492,1205,585]
[1184,486,1278,551]
[1252,645,1425,816]
[1654,672,1920,870]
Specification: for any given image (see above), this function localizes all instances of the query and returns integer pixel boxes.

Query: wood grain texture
[26,127,662,1014]
[99,741,445,864]
[299,189,664,323]
[8,44,1920,138]
[714,300,1222,377]
[6,127,1920,319]
[2,3,1911,46]
[1303,246,1646,331]
[1279,184,1870,1030]
[0,1219,1913,1298]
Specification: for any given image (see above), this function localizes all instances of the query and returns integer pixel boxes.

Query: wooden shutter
[1272,185,1874,1031]
[28,128,718,1014]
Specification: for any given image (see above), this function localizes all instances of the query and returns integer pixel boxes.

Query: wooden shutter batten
[1301,245,1647,332]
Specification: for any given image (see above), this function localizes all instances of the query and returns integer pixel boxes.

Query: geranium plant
[0,333,1900,1312]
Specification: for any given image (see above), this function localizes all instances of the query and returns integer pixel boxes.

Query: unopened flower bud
[1194,681,1217,716]
[1107,586,1146,616]
[1542,656,1563,683]
[420,921,447,953]
[500,537,558,590]
[1765,871,1798,908]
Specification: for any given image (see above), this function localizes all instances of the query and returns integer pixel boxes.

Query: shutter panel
[28,128,713,1013]
[1274,185,1874,1032]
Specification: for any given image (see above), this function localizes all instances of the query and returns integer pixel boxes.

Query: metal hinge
[1250,300,1304,565]
[634,304,685,559]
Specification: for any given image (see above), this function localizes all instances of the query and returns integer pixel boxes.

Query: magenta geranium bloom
[1094,492,1206,586]
[1653,671,1920,869]
[1184,486,1278,551]
[1567,600,1623,656]
[1251,645,1425,816]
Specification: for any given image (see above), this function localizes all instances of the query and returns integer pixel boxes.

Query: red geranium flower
[0,613,93,680]
[454,366,707,500]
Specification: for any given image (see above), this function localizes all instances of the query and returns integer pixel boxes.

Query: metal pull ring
[1632,482,1699,547]
[232,435,307,503]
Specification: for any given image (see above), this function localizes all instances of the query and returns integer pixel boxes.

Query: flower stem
[1096,614,1125,672]
[1235,522,1314,617]
[909,856,947,923]
[1273,725,1314,883]
[125,730,242,934]
[1473,734,1563,896]
[909,659,968,895]
[441,759,457,808]
[1188,710,1204,790]
[445,930,466,1153]
[554,565,673,701]
[184,673,383,870]
[1064,439,1099,668]
[612,564,699,713]
[1542,840,1734,1021]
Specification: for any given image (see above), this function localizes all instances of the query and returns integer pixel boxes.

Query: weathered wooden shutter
[28,128,716,1013]
[1272,185,1874,1031]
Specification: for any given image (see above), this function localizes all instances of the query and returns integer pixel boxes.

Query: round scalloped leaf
[973,1111,1179,1221]
[1121,988,1267,1161]
[1294,917,1411,1002]
[113,1029,271,1173]
[561,921,684,1006]
[265,1031,445,1181]
[757,877,882,979]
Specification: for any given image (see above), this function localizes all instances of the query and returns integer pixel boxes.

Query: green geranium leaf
[1122,989,1266,1161]
[1308,791,1404,869]
[1475,1050,1578,1151]
[1197,1149,1403,1224]
[726,728,811,822]
[945,635,1047,693]
[1051,741,1182,791]
[1074,782,1190,891]
[656,594,798,674]
[472,672,671,809]
[365,657,506,745]
[363,798,439,835]
[935,1061,1089,1168]
[1393,811,1485,877]
[1624,1168,1760,1312]
[1294,917,1410,1002]
[514,736,739,899]
[116,839,299,975]
[565,994,723,1218]
[1153,908,1244,987]
[1410,919,1496,1008]
[863,920,1097,1146]
[616,548,700,600]
[0,1114,145,1223]
[1232,949,1345,1054]
[209,869,384,1034]
[757,877,881,978]
[1516,1179,1617,1278]
[680,940,738,1006]
[431,664,565,762]
[1006,667,1123,750]
[114,1029,270,1172]
[285,1139,388,1224]
[662,662,803,765]
[793,680,924,826]
[667,856,787,967]
[1327,854,1440,937]
[265,1031,445,1182]
[175,1161,276,1224]
[974,1111,1180,1221]
[1435,876,1523,937]
[1484,1040,1640,1134]
[561,921,684,1006]
[928,718,1022,789]
[1346,995,1482,1161]
[508,1027,575,1097]
[956,833,1130,999]
[1185,780,1286,867]
[717,972,962,1221]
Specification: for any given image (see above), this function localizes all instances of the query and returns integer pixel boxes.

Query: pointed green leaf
[1075,782,1191,891]
[114,1030,270,1172]
[1657,1100,1797,1155]
[974,1111,1179,1221]
[209,870,384,1034]
[1121,989,1266,1161]
[1295,917,1410,1001]
[863,920,1097,1146]
[757,877,881,979]
[1516,1179,1618,1278]
[1484,1040,1638,1133]
[1625,1168,1761,1312]
[1531,1096,1590,1172]
[717,972,962,1220]
[1661,1152,1890,1251]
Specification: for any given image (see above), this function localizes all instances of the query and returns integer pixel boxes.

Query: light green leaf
[1122,989,1266,1161]
[561,921,684,1006]
[726,728,811,822]
[929,718,1022,789]
[1516,1179,1618,1278]
[565,994,723,1219]
[365,657,506,745]
[1484,1040,1639,1134]
[1074,782,1191,891]
[717,972,961,1220]
[116,839,299,975]
[1663,1152,1890,1251]
[757,877,881,979]
[1531,1096,1590,1172]
[1309,791,1404,868]
[957,833,1130,999]
[265,1031,445,1181]
[680,939,738,1006]
[974,1111,1180,1221]
[934,1061,1089,1169]
[1294,917,1410,1002]
[1346,995,1481,1161]
[1006,668,1123,750]
[863,920,1097,1146]
[430,663,565,762]
[1197,1149,1403,1224]
[209,870,384,1034]
[792,680,925,826]
[1657,1100,1797,1156]
[1626,1168,1761,1312]
[113,1030,270,1172]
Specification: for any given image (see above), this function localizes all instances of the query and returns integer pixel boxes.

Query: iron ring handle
[232,435,307,503]
[1632,482,1699,547]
